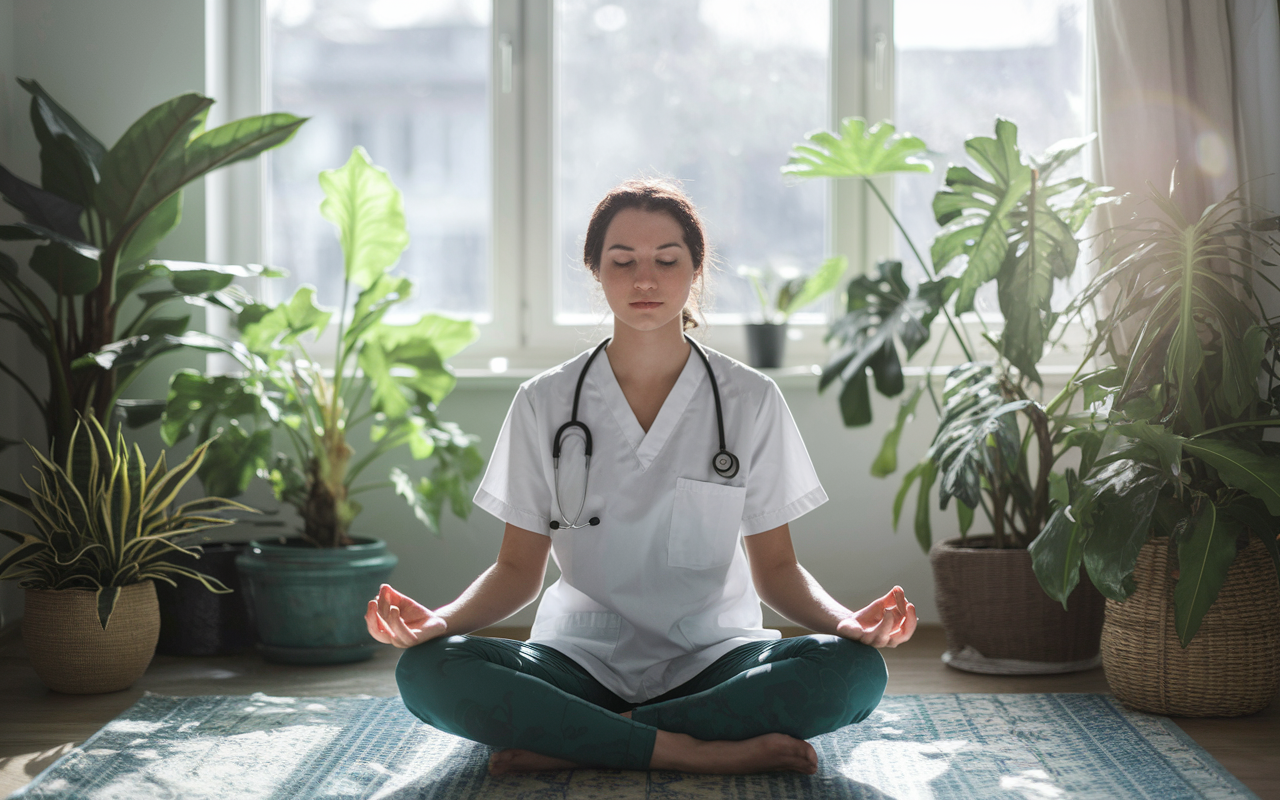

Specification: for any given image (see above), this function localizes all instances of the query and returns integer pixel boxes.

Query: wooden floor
[2,625,1277,797]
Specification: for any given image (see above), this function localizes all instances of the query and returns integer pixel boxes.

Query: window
[892,0,1088,314]
[239,0,1090,368]
[267,0,493,320]
[554,0,830,323]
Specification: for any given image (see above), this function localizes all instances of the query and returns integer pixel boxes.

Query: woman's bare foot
[652,731,818,775]
[489,749,581,775]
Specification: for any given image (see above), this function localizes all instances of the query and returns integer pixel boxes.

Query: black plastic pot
[745,323,788,368]
[156,542,257,656]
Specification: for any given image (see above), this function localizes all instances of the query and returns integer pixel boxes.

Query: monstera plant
[159,147,484,548]
[784,117,1116,673]
[0,79,305,474]
[785,117,1112,551]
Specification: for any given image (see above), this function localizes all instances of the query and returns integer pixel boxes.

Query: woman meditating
[366,179,917,775]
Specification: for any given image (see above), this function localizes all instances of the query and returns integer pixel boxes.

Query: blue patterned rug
[9,692,1255,799]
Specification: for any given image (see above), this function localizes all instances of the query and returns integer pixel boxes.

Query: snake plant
[0,416,255,629]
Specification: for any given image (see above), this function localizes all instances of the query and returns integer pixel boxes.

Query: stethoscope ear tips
[713,450,739,479]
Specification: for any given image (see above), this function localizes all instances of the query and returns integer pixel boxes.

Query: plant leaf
[29,242,101,296]
[1173,500,1241,647]
[1079,458,1166,600]
[319,146,410,290]
[820,260,943,427]
[871,383,923,477]
[96,585,121,630]
[1183,439,1280,515]
[1029,505,1085,608]
[783,118,933,180]
[780,256,847,318]
[0,162,85,240]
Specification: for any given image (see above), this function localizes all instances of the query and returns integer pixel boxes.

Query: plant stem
[864,178,976,362]
[1192,416,1280,438]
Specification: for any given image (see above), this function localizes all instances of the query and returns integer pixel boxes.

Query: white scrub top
[473,342,827,703]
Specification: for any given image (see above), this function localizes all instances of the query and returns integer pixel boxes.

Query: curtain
[1088,0,1280,319]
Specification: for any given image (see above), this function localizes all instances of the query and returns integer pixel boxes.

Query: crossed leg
[396,634,885,774]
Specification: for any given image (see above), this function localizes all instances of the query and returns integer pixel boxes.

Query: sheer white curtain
[1088,0,1280,317]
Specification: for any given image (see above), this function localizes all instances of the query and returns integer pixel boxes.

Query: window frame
[214,0,992,373]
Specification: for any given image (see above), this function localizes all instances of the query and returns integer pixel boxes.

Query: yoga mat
[9,692,1257,799]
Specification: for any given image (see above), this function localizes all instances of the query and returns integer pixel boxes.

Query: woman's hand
[835,586,917,648]
[365,584,447,648]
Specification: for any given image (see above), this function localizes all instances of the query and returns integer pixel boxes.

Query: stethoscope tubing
[550,335,737,531]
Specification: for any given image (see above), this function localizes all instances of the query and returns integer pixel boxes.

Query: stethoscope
[550,335,739,530]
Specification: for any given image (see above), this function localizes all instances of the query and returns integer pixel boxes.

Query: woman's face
[596,207,697,334]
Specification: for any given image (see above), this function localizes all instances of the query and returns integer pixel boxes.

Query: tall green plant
[1029,181,1280,646]
[785,117,1112,549]
[159,147,484,548]
[0,79,305,470]
[0,416,254,629]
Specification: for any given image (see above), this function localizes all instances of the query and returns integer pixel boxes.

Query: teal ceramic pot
[236,537,397,665]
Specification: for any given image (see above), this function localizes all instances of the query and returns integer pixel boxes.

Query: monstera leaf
[931,122,1106,381]
[926,363,1031,513]
[820,260,946,426]
[784,117,933,180]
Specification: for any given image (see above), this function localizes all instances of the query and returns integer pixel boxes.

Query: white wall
[0,0,210,630]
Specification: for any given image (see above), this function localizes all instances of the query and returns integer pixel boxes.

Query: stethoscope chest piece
[713,450,739,479]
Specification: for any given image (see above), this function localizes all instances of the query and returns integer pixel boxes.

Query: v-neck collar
[593,345,704,471]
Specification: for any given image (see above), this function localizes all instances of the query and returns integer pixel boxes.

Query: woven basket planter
[931,536,1106,674]
[22,581,160,694]
[1102,537,1280,717]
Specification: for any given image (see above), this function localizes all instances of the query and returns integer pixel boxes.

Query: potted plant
[159,147,485,665]
[783,117,1116,672]
[0,79,305,470]
[0,416,252,693]
[1029,178,1280,715]
[737,256,847,368]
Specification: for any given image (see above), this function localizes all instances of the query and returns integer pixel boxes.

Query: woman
[366,179,917,776]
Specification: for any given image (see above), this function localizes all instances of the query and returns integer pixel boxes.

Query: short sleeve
[474,385,552,534]
[741,381,828,535]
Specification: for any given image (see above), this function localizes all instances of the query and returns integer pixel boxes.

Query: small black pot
[156,542,257,656]
[745,323,788,368]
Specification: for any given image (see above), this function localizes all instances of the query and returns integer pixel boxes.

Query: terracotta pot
[930,536,1106,674]
[1102,537,1280,717]
[22,581,160,694]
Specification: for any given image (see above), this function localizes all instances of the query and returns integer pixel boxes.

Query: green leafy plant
[0,79,305,470]
[0,416,254,629]
[1029,180,1280,646]
[785,117,1113,551]
[738,256,848,325]
[159,147,484,548]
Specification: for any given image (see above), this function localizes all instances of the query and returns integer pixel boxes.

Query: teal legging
[395,633,887,771]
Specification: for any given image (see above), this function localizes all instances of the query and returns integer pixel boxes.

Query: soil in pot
[237,537,397,665]
[22,581,160,694]
[930,535,1106,674]
[1102,537,1280,717]
[156,542,257,656]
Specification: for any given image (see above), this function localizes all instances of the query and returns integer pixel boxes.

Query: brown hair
[582,178,709,330]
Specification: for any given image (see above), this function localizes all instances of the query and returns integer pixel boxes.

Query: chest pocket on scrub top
[668,477,747,569]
